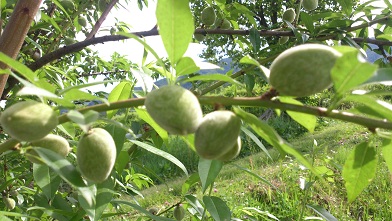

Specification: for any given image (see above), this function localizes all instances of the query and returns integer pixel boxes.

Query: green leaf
[182,173,200,195]
[112,200,175,221]
[63,89,105,102]
[104,124,126,156]
[0,52,36,83]
[384,0,392,10]
[34,147,87,187]
[135,108,168,143]
[198,158,223,193]
[231,163,278,191]
[33,164,61,201]
[114,150,130,174]
[241,126,271,159]
[381,139,392,174]
[364,68,392,85]
[300,12,314,33]
[345,94,392,122]
[336,0,353,15]
[306,204,338,221]
[79,178,115,221]
[176,57,200,76]
[184,194,204,217]
[233,107,316,174]
[203,196,231,221]
[249,27,261,54]
[279,97,316,132]
[67,110,100,133]
[181,73,243,86]
[107,82,133,118]
[130,140,188,176]
[331,47,377,95]
[342,142,377,202]
[156,0,194,65]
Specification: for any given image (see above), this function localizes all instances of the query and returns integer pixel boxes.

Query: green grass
[112,120,392,220]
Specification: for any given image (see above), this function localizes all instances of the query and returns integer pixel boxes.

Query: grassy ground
[113,120,392,220]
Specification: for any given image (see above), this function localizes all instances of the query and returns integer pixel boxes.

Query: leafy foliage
[0,0,392,220]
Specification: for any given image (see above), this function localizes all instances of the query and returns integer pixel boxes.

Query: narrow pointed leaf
[135,108,168,143]
[184,194,205,216]
[107,82,133,118]
[181,73,243,86]
[306,204,338,221]
[130,140,188,176]
[112,200,175,221]
[33,164,61,200]
[241,126,271,159]
[233,107,316,174]
[176,57,200,76]
[342,142,377,202]
[198,158,223,193]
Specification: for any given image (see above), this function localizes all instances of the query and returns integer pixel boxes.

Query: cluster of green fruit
[145,85,241,162]
[279,0,319,44]
[0,101,116,184]
[195,6,232,42]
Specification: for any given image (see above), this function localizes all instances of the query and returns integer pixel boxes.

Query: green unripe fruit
[195,111,241,160]
[148,207,159,215]
[98,0,109,12]
[269,44,341,97]
[220,19,232,29]
[78,17,87,27]
[201,6,216,26]
[213,19,232,29]
[303,0,318,11]
[0,101,58,142]
[60,0,74,11]
[3,197,15,210]
[194,33,206,42]
[173,205,185,221]
[145,85,203,135]
[77,128,116,183]
[26,134,70,164]
[278,36,289,44]
[216,137,241,162]
[282,8,296,23]
[64,37,75,45]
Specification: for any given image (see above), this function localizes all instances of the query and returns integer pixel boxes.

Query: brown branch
[0,1,43,98]
[85,0,119,40]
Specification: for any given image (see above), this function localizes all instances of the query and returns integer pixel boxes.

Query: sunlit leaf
[135,108,168,143]
[342,142,377,202]
[156,0,194,65]
[331,47,377,95]
[182,173,200,195]
[279,97,317,132]
[241,126,271,159]
[176,57,200,76]
[107,82,133,118]
[364,68,392,85]
[249,27,261,54]
[345,94,392,122]
[198,158,223,193]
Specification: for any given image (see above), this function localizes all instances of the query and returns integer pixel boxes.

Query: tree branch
[0,1,43,98]
[85,0,119,40]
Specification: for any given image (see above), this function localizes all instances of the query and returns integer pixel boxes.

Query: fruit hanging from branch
[268,44,341,97]
[201,6,216,26]
[26,134,71,164]
[145,85,203,135]
[0,101,58,142]
[303,0,318,11]
[282,8,296,23]
[195,110,241,160]
[77,128,116,183]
